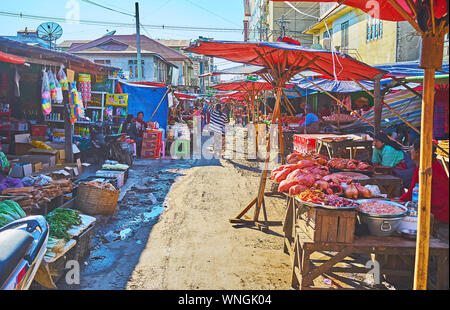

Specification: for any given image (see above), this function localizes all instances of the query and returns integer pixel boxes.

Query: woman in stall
[400,140,449,226]
[0,142,23,191]
[299,105,320,134]
[372,131,416,188]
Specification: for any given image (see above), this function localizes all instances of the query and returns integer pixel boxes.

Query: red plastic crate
[293,135,317,154]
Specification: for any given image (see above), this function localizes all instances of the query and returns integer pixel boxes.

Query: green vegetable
[45,208,81,241]
[0,203,20,220]
[0,213,17,228]
[2,200,26,218]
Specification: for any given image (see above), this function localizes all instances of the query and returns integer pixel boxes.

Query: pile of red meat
[328,158,373,171]
[272,153,374,198]
[271,160,348,196]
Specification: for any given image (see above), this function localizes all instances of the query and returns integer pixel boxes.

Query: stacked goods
[0,200,26,227]
[44,208,81,241]
[328,158,373,171]
[323,114,356,123]
[1,179,74,211]
[141,130,163,159]
[437,140,449,157]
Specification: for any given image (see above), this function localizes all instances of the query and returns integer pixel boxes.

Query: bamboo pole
[414,68,435,290]
[254,87,283,221]
[373,76,382,133]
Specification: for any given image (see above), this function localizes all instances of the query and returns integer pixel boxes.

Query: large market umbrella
[277,0,448,290]
[185,40,386,230]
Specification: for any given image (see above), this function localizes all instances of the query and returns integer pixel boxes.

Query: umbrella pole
[230,87,283,230]
[414,67,436,290]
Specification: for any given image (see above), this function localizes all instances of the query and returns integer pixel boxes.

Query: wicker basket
[75,183,120,216]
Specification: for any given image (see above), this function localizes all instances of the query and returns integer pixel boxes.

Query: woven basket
[75,183,120,216]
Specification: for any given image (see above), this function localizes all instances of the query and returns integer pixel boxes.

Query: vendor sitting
[299,105,320,134]
[372,131,415,187]
[0,143,23,191]
[400,140,449,225]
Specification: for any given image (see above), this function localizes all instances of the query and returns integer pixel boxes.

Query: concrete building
[304,4,423,65]
[66,35,190,85]
[247,0,320,46]
[157,39,218,93]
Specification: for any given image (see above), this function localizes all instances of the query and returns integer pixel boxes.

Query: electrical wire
[0,11,249,33]
[80,0,135,17]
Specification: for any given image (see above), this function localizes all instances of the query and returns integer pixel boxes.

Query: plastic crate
[293,135,317,154]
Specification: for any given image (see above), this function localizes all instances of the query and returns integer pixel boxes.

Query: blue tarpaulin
[119,82,169,134]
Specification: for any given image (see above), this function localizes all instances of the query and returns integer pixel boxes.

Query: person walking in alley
[209,104,229,157]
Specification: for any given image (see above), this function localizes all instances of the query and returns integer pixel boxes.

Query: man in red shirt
[400,140,449,225]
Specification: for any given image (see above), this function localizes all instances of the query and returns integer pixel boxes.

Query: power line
[80,0,135,17]
[0,11,248,33]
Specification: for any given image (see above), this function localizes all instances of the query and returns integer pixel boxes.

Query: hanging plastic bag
[48,71,57,101]
[54,72,63,104]
[68,82,86,124]
[57,65,69,91]
[41,70,51,115]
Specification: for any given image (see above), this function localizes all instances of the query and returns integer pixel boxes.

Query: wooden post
[253,87,282,221]
[63,90,74,163]
[414,30,445,290]
[373,75,382,133]
[414,68,435,290]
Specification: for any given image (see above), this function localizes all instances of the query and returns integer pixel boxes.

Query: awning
[174,92,198,100]
[273,0,448,22]
[0,51,25,64]
[185,40,387,81]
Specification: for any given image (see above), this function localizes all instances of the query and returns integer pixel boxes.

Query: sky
[0,0,246,70]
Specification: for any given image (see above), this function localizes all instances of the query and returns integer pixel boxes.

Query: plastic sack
[57,66,69,91]
[41,70,51,115]
[54,72,63,104]
[48,71,57,101]
[364,185,387,198]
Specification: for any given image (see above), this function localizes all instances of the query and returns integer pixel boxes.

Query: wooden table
[359,174,405,198]
[316,135,374,161]
[283,196,449,290]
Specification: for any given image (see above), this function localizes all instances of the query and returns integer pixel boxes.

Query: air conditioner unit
[322,38,331,50]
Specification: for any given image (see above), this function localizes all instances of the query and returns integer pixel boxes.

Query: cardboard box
[14,143,33,156]
[9,163,33,178]
[33,162,42,173]
[20,154,56,167]
[15,134,30,143]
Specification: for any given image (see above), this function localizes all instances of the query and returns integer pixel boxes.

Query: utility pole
[275,15,290,38]
[135,2,142,82]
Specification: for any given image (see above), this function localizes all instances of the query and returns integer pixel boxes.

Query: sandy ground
[126,158,293,290]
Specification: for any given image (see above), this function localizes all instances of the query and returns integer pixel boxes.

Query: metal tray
[356,199,408,218]
[295,196,359,210]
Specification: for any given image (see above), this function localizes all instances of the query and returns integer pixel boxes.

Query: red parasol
[272,0,447,23]
[186,40,387,81]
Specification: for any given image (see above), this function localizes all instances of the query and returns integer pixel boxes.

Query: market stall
[269,151,448,289]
